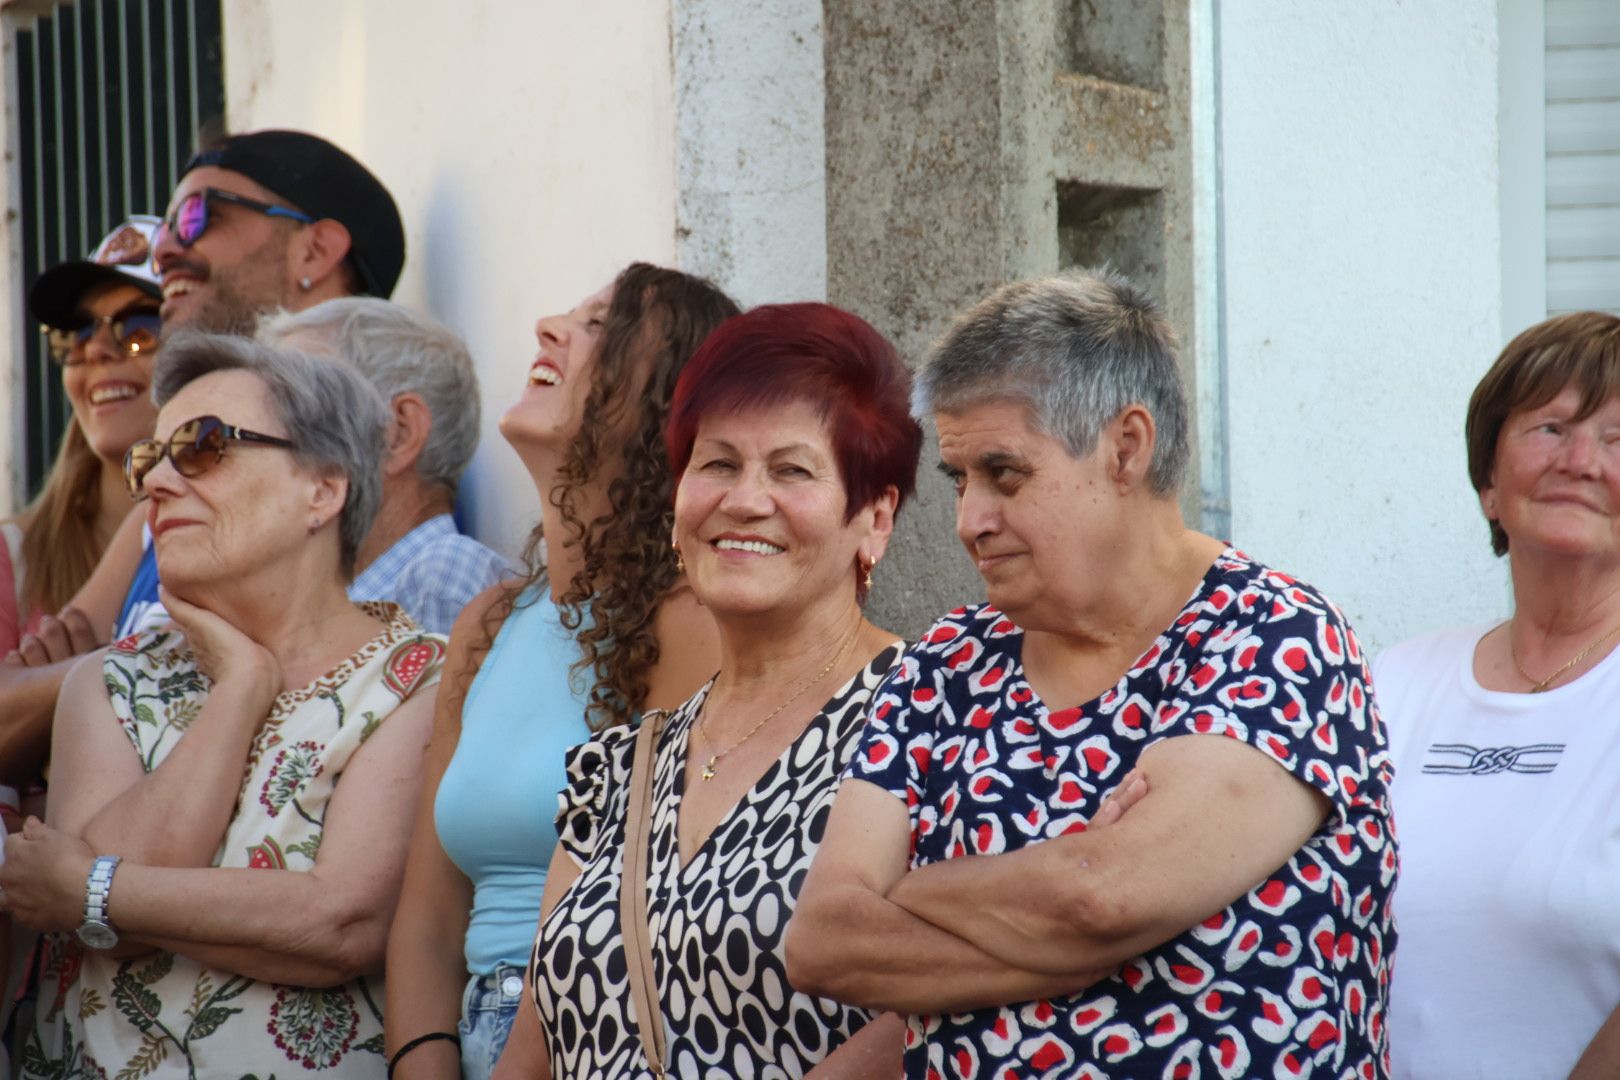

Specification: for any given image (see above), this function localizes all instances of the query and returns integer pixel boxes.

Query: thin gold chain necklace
[1509,618,1620,693]
[697,614,864,781]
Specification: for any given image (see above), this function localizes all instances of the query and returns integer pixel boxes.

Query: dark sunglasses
[44,306,162,365]
[155,187,315,251]
[123,414,296,500]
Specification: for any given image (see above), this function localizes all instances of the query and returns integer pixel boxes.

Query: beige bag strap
[621,709,668,1077]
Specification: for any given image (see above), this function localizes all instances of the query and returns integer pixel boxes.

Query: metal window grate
[13,0,225,498]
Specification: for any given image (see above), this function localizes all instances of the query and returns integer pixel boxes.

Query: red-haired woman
[495,304,921,1078]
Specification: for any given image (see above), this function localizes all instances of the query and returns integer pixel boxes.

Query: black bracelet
[387,1031,461,1078]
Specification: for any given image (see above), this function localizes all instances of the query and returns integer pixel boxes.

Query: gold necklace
[1509,618,1620,693]
[697,615,865,781]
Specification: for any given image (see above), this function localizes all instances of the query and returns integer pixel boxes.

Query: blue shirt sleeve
[114,544,163,640]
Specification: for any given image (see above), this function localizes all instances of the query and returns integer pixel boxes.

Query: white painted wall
[221,0,677,559]
[1216,2,1510,653]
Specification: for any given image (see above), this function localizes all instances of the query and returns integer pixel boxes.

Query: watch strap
[83,854,122,927]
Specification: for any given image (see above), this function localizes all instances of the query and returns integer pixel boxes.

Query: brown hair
[1466,311,1620,555]
[475,263,739,730]
[10,419,107,617]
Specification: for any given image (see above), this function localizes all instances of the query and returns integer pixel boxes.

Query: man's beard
[174,277,277,336]
[162,238,295,338]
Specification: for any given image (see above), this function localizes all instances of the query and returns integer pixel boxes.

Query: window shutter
[1546,0,1620,314]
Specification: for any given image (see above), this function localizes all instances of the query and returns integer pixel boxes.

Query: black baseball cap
[28,216,164,330]
[180,129,406,298]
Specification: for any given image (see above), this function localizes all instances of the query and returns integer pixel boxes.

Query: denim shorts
[457,964,525,1080]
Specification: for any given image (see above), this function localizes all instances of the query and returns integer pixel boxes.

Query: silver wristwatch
[77,855,122,950]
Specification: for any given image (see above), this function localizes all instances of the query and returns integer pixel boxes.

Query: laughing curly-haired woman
[383,264,739,1080]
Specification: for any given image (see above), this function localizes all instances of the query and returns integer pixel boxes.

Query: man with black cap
[151,128,406,332]
[108,127,505,640]
[0,129,506,783]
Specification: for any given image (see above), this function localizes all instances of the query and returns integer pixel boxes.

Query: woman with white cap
[0,219,165,802]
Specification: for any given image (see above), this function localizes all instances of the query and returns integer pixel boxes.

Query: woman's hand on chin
[159,586,281,703]
[0,816,95,933]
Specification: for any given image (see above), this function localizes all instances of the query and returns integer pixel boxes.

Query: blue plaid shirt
[348,514,514,633]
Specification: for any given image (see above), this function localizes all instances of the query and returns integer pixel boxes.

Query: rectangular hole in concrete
[1057,181,1166,302]
[1062,0,1164,89]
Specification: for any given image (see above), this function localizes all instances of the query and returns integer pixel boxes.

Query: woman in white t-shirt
[1378,310,1620,1079]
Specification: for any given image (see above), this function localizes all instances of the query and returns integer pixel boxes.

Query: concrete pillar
[824,0,1196,636]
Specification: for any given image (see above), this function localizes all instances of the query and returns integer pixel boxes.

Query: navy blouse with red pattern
[846,548,1396,1080]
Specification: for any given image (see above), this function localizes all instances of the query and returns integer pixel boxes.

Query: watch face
[77,921,119,950]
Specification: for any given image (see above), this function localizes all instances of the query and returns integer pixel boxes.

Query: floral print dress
[19,602,445,1080]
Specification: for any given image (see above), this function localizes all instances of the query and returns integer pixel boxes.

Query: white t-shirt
[1377,622,1620,1080]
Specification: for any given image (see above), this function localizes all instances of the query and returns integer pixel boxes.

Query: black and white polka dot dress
[530,646,900,1079]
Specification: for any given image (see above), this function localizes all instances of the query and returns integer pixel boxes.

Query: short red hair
[666,302,922,521]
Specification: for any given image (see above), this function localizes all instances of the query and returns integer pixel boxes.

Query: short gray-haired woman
[791,270,1396,1078]
[1,333,446,1078]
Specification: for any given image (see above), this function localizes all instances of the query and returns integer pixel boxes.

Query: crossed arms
[785,733,1330,1014]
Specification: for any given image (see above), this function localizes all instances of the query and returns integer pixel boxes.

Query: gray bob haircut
[917,269,1190,495]
[257,298,481,496]
[152,331,389,576]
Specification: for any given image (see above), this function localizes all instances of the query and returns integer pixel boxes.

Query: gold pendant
[702,757,717,781]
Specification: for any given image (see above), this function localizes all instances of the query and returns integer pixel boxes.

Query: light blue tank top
[433,587,593,973]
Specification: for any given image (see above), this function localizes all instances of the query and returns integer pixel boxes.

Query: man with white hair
[258,298,511,633]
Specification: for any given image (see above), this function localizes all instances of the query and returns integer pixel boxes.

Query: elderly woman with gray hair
[99,296,506,643]
[789,270,1397,1078]
[0,333,446,1077]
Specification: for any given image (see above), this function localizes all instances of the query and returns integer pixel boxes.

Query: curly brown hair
[475,263,739,730]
